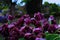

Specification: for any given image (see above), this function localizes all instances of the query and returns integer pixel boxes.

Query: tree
[0,0,18,16]
[49,3,59,16]
[42,2,49,13]
[44,2,49,7]
[22,0,43,17]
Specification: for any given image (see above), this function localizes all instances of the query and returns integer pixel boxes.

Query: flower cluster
[0,12,59,40]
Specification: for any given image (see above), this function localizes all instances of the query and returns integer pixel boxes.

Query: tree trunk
[9,2,16,16]
[25,0,42,17]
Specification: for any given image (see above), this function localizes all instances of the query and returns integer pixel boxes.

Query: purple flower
[48,15,54,21]
[1,24,9,37]
[57,24,60,28]
[34,13,41,21]
[33,28,43,35]
[9,27,19,39]
[23,14,30,18]
[24,33,33,40]
[24,33,32,36]
[35,21,41,27]
[24,18,31,25]
[8,24,15,29]
[31,18,37,25]
[43,23,49,32]
[35,38,46,40]
[8,15,14,20]
[31,18,41,27]
[8,37,18,40]
[2,23,8,29]
[51,20,56,24]
[34,12,44,21]
[37,12,44,20]
[48,24,56,33]
[16,17,24,27]
[43,19,49,31]
[49,15,54,20]
[0,27,2,33]
[19,29,25,37]
[20,26,33,33]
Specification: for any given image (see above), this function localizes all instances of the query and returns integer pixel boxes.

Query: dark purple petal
[24,18,31,25]
[8,15,14,20]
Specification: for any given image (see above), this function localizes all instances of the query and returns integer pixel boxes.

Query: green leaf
[19,38,25,40]
[22,0,32,2]
[53,37,60,40]
[46,34,59,40]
